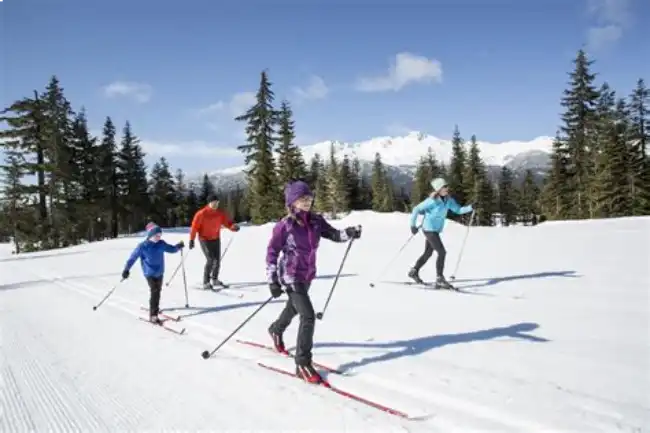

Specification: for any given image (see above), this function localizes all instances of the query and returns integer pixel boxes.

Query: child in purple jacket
[266,180,361,384]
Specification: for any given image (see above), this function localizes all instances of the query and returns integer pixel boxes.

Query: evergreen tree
[628,78,650,214]
[307,153,323,191]
[117,121,149,233]
[497,166,517,225]
[234,70,281,223]
[559,49,600,218]
[97,117,120,238]
[325,143,348,217]
[339,154,358,211]
[276,100,307,186]
[463,135,493,225]
[173,169,190,226]
[198,174,215,204]
[517,170,540,225]
[148,157,176,226]
[541,132,572,220]
[371,153,393,212]
[447,125,467,205]
[410,148,442,206]
[0,142,29,252]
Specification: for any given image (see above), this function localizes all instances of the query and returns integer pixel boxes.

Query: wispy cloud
[355,52,443,92]
[585,0,632,52]
[140,139,241,158]
[292,75,329,102]
[102,81,153,103]
[197,91,257,118]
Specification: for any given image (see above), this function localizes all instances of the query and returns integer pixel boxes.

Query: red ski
[140,306,182,322]
[257,362,410,419]
[235,339,344,375]
[137,316,186,335]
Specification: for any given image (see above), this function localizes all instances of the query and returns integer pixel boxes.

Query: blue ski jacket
[124,239,181,278]
[410,196,473,233]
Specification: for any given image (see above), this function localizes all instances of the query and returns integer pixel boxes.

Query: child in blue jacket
[122,222,184,323]
[409,177,473,288]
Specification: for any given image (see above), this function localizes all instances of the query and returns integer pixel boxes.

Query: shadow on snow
[453,270,580,289]
[310,322,549,373]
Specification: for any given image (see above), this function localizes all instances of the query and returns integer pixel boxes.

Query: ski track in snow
[1,212,649,431]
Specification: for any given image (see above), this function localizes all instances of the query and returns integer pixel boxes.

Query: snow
[210,131,554,177]
[1,212,649,432]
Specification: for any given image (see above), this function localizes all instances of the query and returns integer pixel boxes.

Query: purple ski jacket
[266,211,351,285]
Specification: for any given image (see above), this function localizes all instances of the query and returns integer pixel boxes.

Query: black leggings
[413,231,447,277]
[200,239,221,283]
[269,282,315,366]
[146,276,163,316]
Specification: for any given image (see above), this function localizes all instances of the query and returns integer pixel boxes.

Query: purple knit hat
[284,181,313,208]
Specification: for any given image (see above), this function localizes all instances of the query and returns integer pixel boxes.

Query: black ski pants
[269,282,315,366]
[413,231,447,277]
[146,276,163,316]
[200,238,221,284]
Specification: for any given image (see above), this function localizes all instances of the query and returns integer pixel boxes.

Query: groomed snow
[1,212,648,432]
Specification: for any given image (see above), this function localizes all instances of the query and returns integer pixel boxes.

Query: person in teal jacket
[122,222,184,323]
[408,177,473,288]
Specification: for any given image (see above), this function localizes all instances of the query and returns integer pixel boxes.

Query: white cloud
[355,52,443,92]
[103,81,153,103]
[140,139,242,158]
[585,0,632,52]
[292,75,329,101]
[197,91,257,118]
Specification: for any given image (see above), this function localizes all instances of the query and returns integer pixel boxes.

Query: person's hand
[189,239,195,250]
[122,269,130,280]
[410,226,418,235]
[345,225,362,239]
[269,282,283,298]
[176,241,185,249]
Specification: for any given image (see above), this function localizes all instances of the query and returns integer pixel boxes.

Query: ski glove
[175,240,185,249]
[121,269,129,280]
[269,282,283,298]
[345,225,362,239]
[410,226,418,235]
[189,239,195,250]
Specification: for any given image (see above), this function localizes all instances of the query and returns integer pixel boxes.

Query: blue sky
[2,0,647,175]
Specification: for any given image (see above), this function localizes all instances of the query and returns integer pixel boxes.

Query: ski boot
[435,275,456,290]
[268,327,288,354]
[149,315,163,325]
[296,363,323,384]
[211,279,229,289]
[408,268,425,284]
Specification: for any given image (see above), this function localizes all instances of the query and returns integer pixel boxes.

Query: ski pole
[220,235,234,262]
[368,223,421,288]
[316,235,357,320]
[450,209,476,281]
[201,295,274,359]
[165,249,190,286]
[180,249,190,308]
[92,278,125,310]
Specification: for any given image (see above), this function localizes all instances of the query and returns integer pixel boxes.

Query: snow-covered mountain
[198,131,554,192]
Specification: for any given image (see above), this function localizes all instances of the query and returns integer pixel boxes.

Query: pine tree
[198,174,215,204]
[0,93,49,247]
[234,70,281,223]
[276,100,307,186]
[410,147,442,206]
[148,157,176,226]
[541,132,572,220]
[371,153,393,211]
[497,166,517,225]
[0,142,30,253]
[325,143,348,217]
[173,169,190,227]
[517,170,540,225]
[96,117,120,238]
[447,125,467,205]
[463,135,493,225]
[339,154,358,211]
[117,121,149,233]
[628,78,650,214]
[559,49,600,219]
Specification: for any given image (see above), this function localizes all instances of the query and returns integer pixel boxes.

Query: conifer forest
[1,49,648,253]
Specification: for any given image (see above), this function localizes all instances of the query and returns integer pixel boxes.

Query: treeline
[2,50,647,253]
[540,50,649,219]
[0,77,229,253]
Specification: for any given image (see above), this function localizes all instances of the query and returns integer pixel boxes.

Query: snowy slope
[1,213,649,432]
[201,131,554,191]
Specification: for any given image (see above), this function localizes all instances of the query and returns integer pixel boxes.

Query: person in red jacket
[189,194,239,289]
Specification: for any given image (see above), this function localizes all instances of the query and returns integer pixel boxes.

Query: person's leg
[427,232,447,277]
[199,240,215,286]
[209,238,222,283]
[409,234,434,282]
[147,277,163,320]
[268,296,297,353]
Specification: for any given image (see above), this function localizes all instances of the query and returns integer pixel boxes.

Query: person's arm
[410,198,436,227]
[266,221,287,283]
[317,214,361,242]
[219,210,238,231]
[189,209,204,241]
[161,240,183,253]
[123,243,143,273]
[447,197,473,215]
